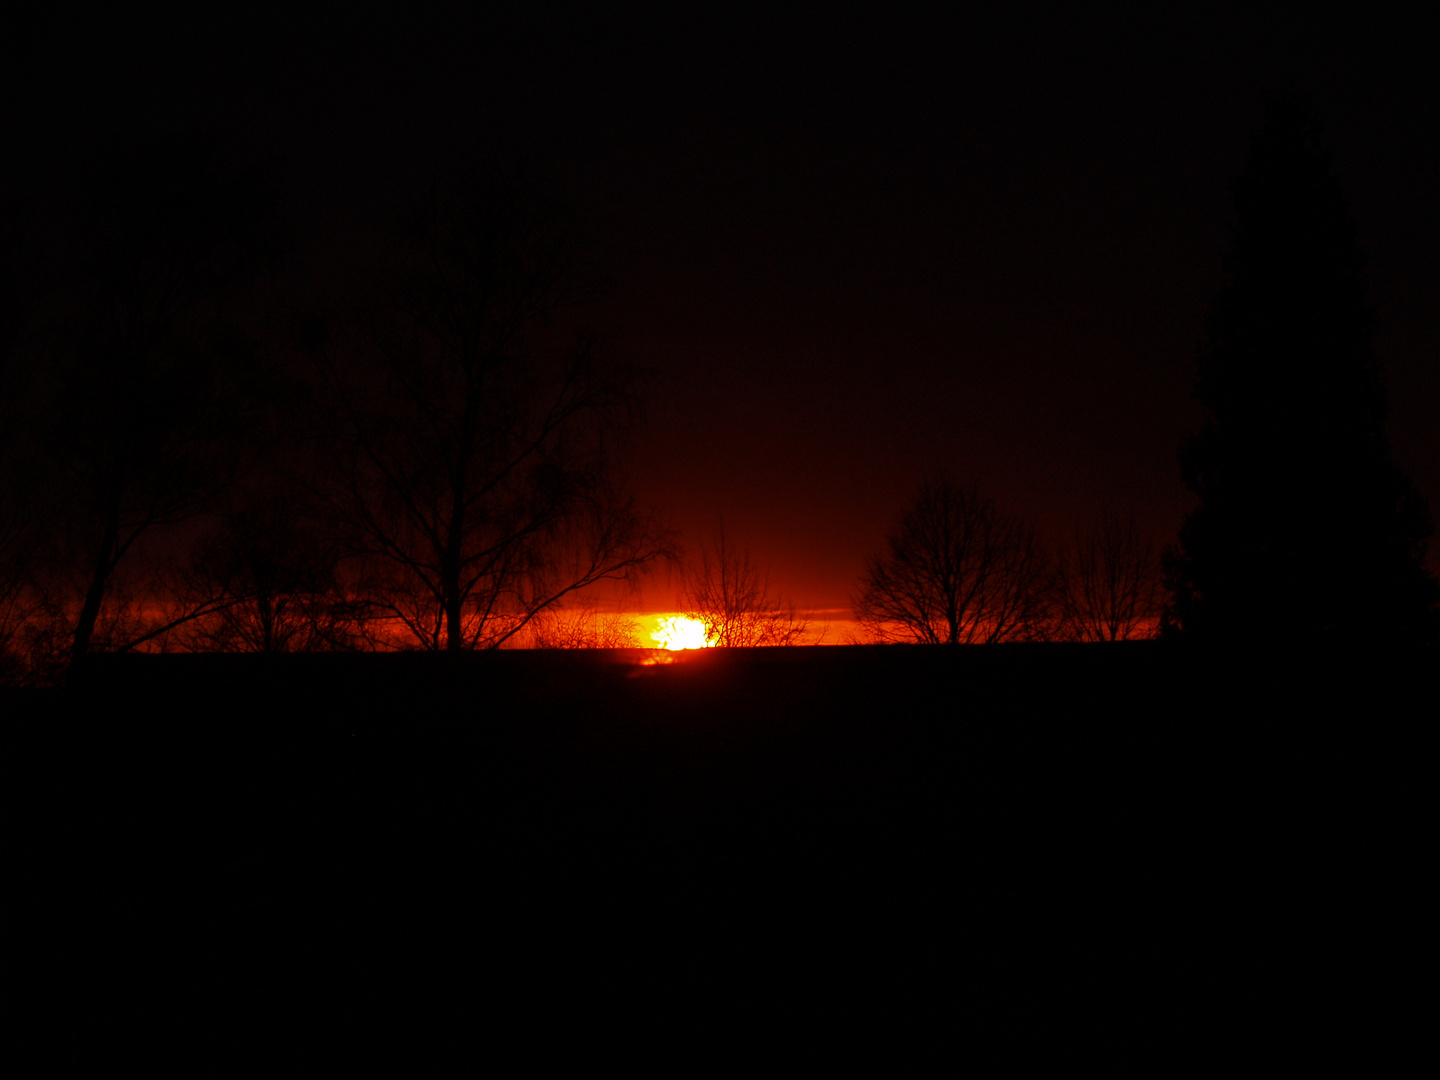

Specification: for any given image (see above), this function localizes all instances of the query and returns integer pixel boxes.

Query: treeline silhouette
[0,133,1172,683]
[3,100,1436,683]
[0,136,674,681]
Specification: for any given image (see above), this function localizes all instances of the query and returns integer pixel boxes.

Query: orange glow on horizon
[651,615,712,650]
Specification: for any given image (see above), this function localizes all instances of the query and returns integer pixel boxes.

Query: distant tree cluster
[0,136,670,681]
[852,478,1161,645]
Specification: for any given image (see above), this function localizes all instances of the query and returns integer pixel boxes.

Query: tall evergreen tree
[1165,100,1438,647]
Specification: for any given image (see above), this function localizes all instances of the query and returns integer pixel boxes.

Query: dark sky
[8,2,1438,614]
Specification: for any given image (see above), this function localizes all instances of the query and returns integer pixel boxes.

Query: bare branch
[683,523,808,647]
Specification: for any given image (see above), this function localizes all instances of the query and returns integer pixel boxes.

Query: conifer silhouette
[1165,99,1438,647]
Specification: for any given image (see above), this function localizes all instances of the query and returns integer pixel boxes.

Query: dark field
[13,643,1432,1067]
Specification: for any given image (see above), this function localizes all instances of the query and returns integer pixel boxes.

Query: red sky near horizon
[7,6,1438,616]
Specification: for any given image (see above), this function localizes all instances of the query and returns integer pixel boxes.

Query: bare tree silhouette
[37,133,279,667]
[854,479,1051,645]
[683,523,808,646]
[1058,508,1160,642]
[315,157,668,651]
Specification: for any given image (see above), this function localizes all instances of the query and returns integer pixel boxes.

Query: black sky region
[7,2,1438,615]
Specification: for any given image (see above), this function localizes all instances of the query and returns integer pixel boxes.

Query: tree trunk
[442,532,464,651]
[71,511,120,667]
[445,587,463,652]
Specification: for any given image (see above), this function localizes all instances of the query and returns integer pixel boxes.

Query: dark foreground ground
[10,643,1434,1068]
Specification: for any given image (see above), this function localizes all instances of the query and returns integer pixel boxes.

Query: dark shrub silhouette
[528,604,641,648]
[1165,100,1439,647]
[183,497,361,653]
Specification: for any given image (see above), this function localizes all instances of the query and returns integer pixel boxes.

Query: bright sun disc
[651,616,711,650]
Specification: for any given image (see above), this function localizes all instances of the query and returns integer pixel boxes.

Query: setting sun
[651,616,711,650]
